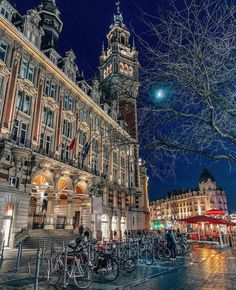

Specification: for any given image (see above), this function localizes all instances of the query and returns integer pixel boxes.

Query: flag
[69,138,76,150]
[81,139,93,161]
[69,129,80,151]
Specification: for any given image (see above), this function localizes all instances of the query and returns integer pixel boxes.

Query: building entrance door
[2,205,14,247]
[74,211,80,229]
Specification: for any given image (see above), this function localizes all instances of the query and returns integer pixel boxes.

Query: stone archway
[56,176,73,229]
[30,170,54,229]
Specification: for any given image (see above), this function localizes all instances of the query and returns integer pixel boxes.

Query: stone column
[65,197,74,230]
[0,70,10,128]
[117,213,121,240]
[44,191,55,230]
[1,47,21,132]
[31,69,45,144]
[109,214,113,240]
[55,90,63,155]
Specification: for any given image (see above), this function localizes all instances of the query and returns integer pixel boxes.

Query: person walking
[166,229,177,261]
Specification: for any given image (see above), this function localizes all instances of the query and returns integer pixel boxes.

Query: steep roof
[199,169,215,183]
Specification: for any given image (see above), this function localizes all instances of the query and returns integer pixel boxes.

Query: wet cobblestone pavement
[0,246,236,289]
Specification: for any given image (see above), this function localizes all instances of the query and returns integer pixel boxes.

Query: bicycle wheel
[103,258,119,282]
[28,257,48,279]
[141,250,154,266]
[48,257,62,285]
[185,251,194,261]
[74,261,93,289]
[162,247,172,260]
[124,258,136,273]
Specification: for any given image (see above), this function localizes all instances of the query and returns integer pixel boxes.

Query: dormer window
[0,7,10,20]
[50,54,57,65]
[26,30,37,45]
[120,35,125,45]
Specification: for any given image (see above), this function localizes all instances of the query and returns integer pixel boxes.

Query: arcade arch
[101,214,109,240]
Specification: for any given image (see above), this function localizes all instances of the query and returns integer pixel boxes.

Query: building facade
[0,0,149,247]
[150,170,228,229]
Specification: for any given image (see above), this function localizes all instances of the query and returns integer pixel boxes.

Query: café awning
[178,215,234,226]
[205,209,225,216]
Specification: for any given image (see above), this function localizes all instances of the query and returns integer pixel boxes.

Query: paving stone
[0,246,235,290]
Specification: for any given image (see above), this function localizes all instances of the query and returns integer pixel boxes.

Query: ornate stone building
[0,0,149,247]
[150,170,228,228]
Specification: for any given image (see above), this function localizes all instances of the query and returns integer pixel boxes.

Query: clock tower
[99,2,140,188]
[99,1,139,140]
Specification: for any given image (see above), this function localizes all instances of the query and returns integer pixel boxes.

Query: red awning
[178,215,233,226]
[205,208,225,216]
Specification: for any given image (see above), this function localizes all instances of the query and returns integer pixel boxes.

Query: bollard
[34,246,42,290]
[0,240,4,266]
[42,241,46,258]
[62,245,68,288]
[51,240,55,258]
[62,239,65,251]
[16,241,23,272]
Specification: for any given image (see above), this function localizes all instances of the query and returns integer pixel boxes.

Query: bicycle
[48,246,92,289]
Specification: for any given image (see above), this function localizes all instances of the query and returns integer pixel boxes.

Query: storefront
[2,204,14,246]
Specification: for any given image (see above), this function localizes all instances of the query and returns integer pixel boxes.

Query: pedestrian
[166,229,177,261]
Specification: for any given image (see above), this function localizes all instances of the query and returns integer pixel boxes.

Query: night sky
[13,0,236,213]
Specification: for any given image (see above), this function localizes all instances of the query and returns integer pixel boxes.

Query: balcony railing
[1,137,100,176]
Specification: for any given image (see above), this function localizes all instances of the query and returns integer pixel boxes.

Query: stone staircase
[21,229,78,250]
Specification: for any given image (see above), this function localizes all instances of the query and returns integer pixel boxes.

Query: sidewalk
[0,246,235,290]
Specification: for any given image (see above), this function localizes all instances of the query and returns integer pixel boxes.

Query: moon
[155,89,165,99]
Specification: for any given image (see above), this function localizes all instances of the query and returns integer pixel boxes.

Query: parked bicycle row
[25,230,193,289]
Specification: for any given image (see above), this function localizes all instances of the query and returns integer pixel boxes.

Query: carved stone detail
[42,96,59,111]
[78,121,89,132]
[62,110,76,123]
[0,59,10,77]
[17,78,38,97]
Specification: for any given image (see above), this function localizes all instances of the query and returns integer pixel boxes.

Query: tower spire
[116,1,120,14]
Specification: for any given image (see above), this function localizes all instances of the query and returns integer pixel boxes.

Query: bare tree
[137,0,236,176]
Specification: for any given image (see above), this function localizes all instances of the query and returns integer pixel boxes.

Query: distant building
[0,0,149,247]
[150,169,228,229]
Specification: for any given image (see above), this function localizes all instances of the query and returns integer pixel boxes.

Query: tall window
[46,136,51,154]
[79,132,87,146]
[79,106,89,122]
[92,116,100,131]
[0,41,8,62]
[113,168,118,182]
[45,79,50,96]
[44,79,57,99]
[12,119,19,141]
[103,145,109,160]
[63,95,73,111]
[61,144,65,160]
[27,64,35,82]
[50,82,56,98]
[19,122,28,145]
[92,140,99,154]
[113,152,118,165]
[79,131,87,146]
[63,120,73,138]
[19,59,35,82]
[16,91,31,115]
[42,107,54,128]
[40,133,52,154]
[24,95,31,115]
[121,156,125,168]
